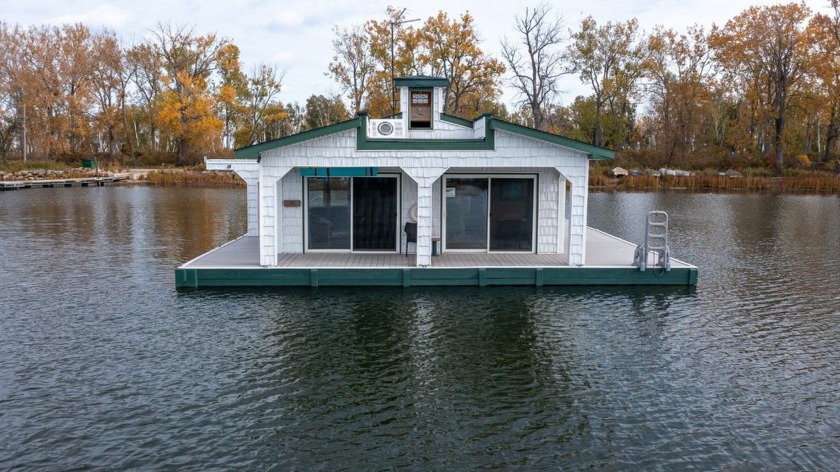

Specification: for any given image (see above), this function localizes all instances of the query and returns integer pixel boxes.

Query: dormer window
[409,89,432,129]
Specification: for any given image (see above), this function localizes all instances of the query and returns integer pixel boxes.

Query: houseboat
[176,76,697,288]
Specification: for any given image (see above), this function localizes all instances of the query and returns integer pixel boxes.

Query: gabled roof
[490,119,615,160]
[234,117,360,159]
[233,113,614,160]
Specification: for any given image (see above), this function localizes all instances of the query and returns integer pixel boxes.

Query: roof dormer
[395,76,448,134]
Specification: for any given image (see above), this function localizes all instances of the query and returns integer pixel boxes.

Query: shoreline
[589,174,840,195]
[0,167,245,188]
[3,167,840,195]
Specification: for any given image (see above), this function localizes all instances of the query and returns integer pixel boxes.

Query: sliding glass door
[307,177,351,250]
[444,176,535,252]
[306,176,398,252]
[444,178,489,250]
[489,178,534,251]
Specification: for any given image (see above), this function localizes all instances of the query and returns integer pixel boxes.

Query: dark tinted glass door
[445,178,489,250]
[353,177,397,251]
[489,178,534,251]
[307,177,351,250]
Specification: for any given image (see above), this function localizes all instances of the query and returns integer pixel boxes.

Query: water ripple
[1,190,840,469]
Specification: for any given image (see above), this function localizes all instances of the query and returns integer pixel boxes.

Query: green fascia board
[394,76,449,88]
[490,119,615,160]
[234,117,361,158]
[440,113,474,128]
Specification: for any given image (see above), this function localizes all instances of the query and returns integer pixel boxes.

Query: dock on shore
[0,175,128,191]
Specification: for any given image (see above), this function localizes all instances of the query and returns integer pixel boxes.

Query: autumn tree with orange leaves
[567,16,649,149]
[418,11,506,118]
[150,24,229,164]
[645,25,714,168]
[328,7,505,119]
[711,3,811,171]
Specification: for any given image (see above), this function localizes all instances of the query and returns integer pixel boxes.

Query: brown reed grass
[141,169,245,186]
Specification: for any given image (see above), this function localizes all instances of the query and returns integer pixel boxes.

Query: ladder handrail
[634,211,671,272]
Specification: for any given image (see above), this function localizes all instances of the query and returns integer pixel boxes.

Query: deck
[0,176,127,190]
[177,228,697,288]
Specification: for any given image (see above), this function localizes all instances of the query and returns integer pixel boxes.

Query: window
[409,90,432,129]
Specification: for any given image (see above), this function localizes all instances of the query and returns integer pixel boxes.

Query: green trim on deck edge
[176,266,698,288]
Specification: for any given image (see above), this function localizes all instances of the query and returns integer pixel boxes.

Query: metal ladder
[634,211,671,272]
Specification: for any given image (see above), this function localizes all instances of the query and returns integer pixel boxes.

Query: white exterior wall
[538,169,559,254]
[407,120,475,140]
[562,167,588,266]
[258,165,292,266]
[258,128,590,266]
[280,172,303,253]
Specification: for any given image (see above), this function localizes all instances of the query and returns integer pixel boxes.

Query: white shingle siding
[281,172,303,253]
[228,117,593,267]
[537,169,558,253]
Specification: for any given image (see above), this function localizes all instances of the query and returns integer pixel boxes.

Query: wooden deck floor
[181,228,692,270]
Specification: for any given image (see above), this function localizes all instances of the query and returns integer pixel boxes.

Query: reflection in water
[0,188,839,469]
[0,187,247,270]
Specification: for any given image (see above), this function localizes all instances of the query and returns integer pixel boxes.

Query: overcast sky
[2,0,833,108]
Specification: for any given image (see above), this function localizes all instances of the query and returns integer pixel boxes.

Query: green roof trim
[233,110,612,160]
[394,76,450,88]
[234,117,361,158]
[440,113,474,128]
[490,119,615,160]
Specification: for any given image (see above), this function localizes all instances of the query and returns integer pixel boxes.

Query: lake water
[1,187,838,470]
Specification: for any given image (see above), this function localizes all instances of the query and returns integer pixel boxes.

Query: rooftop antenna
[391,8,420,114]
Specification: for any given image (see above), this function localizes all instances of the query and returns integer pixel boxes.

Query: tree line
[2,2,840,171]
[0,22,327,164]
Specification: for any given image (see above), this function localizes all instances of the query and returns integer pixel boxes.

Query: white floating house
[177,76,697,287]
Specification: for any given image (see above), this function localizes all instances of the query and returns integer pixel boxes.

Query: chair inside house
[404,222,417,257]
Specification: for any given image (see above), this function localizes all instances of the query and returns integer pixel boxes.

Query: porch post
[259,165,292,266]
[567,173,587,266]
[415,183,433,267]
[402,167,447,268]
[557,175,566,257]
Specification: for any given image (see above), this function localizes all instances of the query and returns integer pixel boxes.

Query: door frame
[303,174,401,253]
[441,173,538,254]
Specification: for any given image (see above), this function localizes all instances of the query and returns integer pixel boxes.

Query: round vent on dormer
[376,121,394,136]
